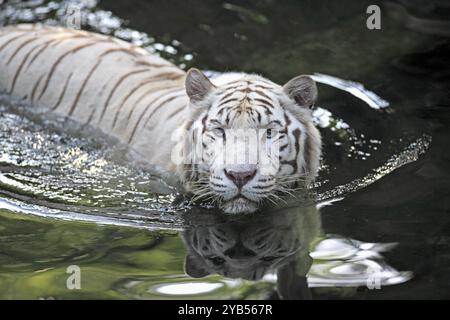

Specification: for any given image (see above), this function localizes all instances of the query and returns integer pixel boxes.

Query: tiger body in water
[0,24,322,214]
[0,24,186,170]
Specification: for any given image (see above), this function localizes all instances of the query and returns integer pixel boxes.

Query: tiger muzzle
[224,169,257,189]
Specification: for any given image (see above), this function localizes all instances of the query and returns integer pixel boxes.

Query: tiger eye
[211,128,225,138]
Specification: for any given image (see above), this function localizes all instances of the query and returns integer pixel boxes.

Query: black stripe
[256,104,273,115]
[112,72,184,128]
[99,47,138,58]
[166,105,186,119]
[97,68,149,124]
[217,106,228,117]
[65,44,149,117]
[135,59,171,68]
[210,182,226,188]
[0,32,30,54]
[5,36,39,65]
[303,131,312,175]
[209,119,221,125]
[31,74,44,102]
[51,72,73,110]
[252,84,275,90]
[291,128,301,174]
[268,120,282,126]
[230,110,241,123]
[255,109,262,122]
[219,90,236,101]
[254,89,272,100]
[278,113,301,173]
[37,41,106,101]
[25,39,56,71]
[253,97,274,108]
[127,89,183,143]
[113,83,154,127]
[85,82,110,125]
[123,84,179,124]
[221,79,246,87]
[218,97,239,107]
[201,115,208,133]
[8,39,52,94]
[68,59,102,116]
[222,83,247,90]
[225,112,231,125]
[143,92,184,127]
[252,185,272,190]
[284,113,292,125]
[280,143,289,152]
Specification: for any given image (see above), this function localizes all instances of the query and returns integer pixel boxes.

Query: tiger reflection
[181,204,322,289]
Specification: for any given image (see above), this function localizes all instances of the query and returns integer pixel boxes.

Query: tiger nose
[224,169,256,188]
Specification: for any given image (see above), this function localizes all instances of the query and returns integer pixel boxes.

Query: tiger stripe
[143,89,186,127]
[68,58,102,116]
[25,39,56,70]
[127,87,185,143]
[5,36,40,66]
[9,38,54,94]
[97,68,150,124]
[0,32,30,54]
[51,72,73,110]
[113,70,184,119]
[122,83,178,122]
[30,74,45,102]
[37,41,107,101]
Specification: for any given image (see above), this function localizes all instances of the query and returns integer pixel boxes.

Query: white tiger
[0,24,322,214]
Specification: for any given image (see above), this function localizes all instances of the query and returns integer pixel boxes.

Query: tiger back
[0,24,188,171]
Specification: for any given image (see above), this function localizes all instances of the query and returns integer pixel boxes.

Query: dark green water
[0,0,449,299]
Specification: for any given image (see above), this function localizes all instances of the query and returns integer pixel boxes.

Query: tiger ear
[184,254,210,278]
[283,75,317,108]
[185,68,215,102]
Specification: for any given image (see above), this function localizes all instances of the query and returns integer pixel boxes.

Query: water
[0,0,449,299]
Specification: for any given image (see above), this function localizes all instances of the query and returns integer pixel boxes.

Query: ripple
[311,73,390,110]
[0,0,431,230]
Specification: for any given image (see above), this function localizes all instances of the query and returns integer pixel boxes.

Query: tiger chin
[0,25,321,214]
[178,69,322,214]
[220,196,259,215]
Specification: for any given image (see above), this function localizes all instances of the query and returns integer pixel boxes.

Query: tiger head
[176,69,321,214]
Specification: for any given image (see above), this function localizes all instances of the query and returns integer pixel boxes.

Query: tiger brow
[260,120,283,128]
[208,119,222,126]
[269,120,282,126]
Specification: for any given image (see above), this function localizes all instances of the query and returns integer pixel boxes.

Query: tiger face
[178,69,321,214]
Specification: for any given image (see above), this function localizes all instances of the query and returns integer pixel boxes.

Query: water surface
[0,0,449,299]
